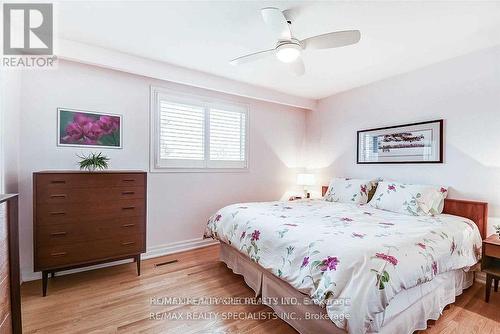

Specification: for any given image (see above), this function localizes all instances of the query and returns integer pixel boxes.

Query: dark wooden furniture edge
[1,194,21,334]
[321,185,488,239]
[33,170,146,174]
[37,252,144,272]
[442,198,488,240]
[482,234,500,302]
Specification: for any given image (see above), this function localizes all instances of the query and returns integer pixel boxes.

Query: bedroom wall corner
[306,45,500,236]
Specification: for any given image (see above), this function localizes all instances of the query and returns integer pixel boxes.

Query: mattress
[205,199,482,333]
[220,242,474,334]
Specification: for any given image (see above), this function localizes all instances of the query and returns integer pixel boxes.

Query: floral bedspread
[204,200,482,333]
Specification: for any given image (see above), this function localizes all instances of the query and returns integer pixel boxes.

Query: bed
[204,185,487,334]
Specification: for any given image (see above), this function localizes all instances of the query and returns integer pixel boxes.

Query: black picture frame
[357,119,443,164]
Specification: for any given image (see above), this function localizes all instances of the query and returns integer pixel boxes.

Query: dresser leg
[136,255,141,276]
[495,278,499,292]
[42,271,48,297]
[485,274,492,303]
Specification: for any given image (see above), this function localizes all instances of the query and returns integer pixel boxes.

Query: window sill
[149,166,250,174]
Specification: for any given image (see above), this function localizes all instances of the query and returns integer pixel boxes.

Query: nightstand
[482,234,500,302]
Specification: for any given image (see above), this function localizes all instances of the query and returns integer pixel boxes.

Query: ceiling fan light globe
[276,43,301,63]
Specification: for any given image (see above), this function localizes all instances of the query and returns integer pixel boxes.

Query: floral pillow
[368,181,448,216]
[324,178,378,204]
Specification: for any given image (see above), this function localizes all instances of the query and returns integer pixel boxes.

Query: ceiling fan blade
[301,30,361,50]
[229,49,275,66]
[288,56,305,76]
[261,7,291,40]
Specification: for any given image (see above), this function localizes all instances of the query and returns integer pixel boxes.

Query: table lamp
[297,173,316,198]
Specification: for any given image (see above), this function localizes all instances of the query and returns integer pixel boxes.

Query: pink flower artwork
[59,110,121,147]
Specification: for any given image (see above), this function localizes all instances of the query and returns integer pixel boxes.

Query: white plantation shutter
[208,108,247,168]
[158,100,205,167]
[152,89,248,170]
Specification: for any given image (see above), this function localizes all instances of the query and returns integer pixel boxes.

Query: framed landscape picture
[357,119,443,164]
[57,108,122,149]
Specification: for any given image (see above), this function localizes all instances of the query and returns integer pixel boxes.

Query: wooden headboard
[321,185,488,239]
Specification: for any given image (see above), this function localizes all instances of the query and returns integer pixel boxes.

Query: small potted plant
[77,152,110,171]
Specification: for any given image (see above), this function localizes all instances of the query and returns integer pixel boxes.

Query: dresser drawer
[36,186,145,204]
[36,234,145,270]
[35,173,145,189]
[36,217,144,246]
[36,199,145,225]
[484,243,500,258]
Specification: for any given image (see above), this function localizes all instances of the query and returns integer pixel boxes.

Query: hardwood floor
[21,244,499,333]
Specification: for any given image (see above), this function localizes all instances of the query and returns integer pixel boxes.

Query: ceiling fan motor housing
[275,40,302,63]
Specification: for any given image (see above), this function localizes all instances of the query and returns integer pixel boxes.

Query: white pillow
[324,178,377,204]
[368,181,448,216]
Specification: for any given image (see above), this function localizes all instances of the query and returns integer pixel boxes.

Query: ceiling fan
[230,7,361,76]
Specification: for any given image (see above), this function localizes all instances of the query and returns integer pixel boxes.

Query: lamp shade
[297,173,316,186]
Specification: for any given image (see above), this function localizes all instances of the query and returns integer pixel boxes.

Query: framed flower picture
[357,119,443,164]
[57,108,122,149]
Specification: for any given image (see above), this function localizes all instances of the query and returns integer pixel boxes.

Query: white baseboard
[21,237,219,282]
[143,237,218,260]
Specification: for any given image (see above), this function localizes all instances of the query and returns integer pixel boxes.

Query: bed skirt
[219,242,474,334]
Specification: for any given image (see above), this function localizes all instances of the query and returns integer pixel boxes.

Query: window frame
[150,86,249,173]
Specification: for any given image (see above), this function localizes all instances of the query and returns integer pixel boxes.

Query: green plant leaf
[311,260,322,268]
[381,271,390,283]
[77,152,110,171]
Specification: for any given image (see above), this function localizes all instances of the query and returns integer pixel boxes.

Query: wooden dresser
[0,194,21,333]
[33,171,146,296]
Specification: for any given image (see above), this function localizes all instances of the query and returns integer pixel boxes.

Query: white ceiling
[55,1,500,100]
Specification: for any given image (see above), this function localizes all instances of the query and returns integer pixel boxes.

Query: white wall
[306,45,500,235]
[17,60,307,280]
[0,71,21,193]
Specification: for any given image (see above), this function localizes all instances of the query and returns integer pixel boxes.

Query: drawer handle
[50,231,67,237]
[50,194,67,199]
[122,223,135,228]
[51,252,67,257]
[121,241,136,246]
[50,180,66,184]
[49,211,66,216]
[122,206,135,210]
[122,191,135,195]
[122,179,136,183]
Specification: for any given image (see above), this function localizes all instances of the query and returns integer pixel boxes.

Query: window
[151,88,248,171]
